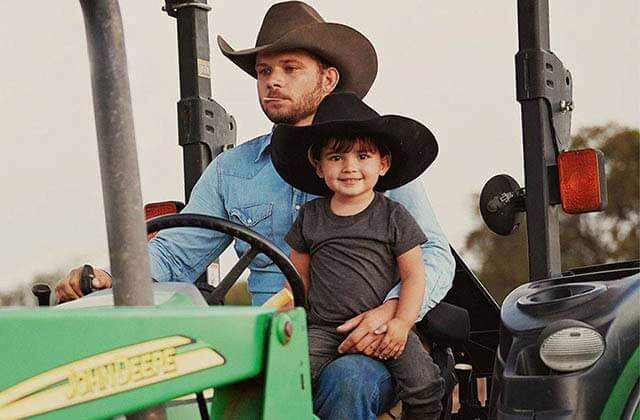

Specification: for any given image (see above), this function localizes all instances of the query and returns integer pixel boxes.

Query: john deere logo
[0,336,224,419]
[66,346,178,399]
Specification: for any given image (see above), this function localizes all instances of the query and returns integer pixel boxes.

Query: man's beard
[262,79,324,124]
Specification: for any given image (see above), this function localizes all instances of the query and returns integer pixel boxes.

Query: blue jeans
[252,294,397,419]
[314,355,397,420]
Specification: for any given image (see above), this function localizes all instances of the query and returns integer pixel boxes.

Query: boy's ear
[314,162,324,178]
[379,154,391,176]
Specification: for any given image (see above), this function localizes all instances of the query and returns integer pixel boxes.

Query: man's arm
[55,159,232,301]
[337,179,454,353]
[55,268,112,302]
[385,179,455,320]
[148,159,233,282]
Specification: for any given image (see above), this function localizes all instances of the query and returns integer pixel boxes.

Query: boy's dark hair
[308,136,391,166]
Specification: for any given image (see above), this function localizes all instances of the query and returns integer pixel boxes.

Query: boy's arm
[394,245,426,324]
[376,245,425,359]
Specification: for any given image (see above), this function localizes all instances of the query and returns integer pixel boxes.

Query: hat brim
[271,116,438,196]
[218,22,377,99]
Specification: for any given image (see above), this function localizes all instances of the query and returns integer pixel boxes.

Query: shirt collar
[255,130,273,163]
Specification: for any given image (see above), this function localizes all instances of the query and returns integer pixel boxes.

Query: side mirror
[480,174,525,236]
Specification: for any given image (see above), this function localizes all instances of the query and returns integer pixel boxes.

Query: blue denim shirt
[149,133,455,319]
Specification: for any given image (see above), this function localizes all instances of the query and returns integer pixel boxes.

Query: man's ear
[379,155,391,176]
[322,67,340,94]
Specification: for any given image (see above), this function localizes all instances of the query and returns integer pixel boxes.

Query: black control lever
[80,264,97,296]
[32,283,52,306]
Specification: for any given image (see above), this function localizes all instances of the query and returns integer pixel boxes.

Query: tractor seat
[415,301,470,347]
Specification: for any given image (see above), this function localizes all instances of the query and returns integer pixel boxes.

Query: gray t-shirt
[285,193,428,327]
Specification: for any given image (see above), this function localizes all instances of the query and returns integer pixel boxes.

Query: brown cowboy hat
[217,1,378,99]
[271,92,439,196]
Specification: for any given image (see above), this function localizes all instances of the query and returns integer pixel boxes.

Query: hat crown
[256,1,325,47]
[312,92,380,125]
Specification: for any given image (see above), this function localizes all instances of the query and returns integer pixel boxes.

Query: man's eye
[257,68,271,76]
[285,66,299,72]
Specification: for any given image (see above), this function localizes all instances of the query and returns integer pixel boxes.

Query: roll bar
[79,2,161,417]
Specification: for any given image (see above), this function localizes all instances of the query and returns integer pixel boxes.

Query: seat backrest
[415,301,470,347]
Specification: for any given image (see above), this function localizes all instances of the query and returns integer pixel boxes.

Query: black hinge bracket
[178,97,237,157]
[516,49,573,151]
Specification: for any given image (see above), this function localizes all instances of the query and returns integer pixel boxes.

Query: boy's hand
[374,318,412,360]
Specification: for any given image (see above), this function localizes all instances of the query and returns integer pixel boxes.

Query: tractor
[0,1,637,419]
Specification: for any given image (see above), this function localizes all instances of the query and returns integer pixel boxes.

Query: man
[56,2,455,418]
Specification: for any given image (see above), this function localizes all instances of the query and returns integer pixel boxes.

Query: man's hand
[55,267,112,302]
[336,299,398,355]
[374,318,412,360]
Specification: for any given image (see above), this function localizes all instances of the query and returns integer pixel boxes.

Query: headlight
[538,320,605,372]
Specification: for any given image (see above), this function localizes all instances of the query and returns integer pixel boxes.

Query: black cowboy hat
[217,1,377,99]
[271,92,439,196]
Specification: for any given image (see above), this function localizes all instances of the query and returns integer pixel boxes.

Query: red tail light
[144,201,185,220]
[558,149,607,214]
[144,201,185,240]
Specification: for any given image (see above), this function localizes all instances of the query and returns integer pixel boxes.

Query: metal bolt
[284,321,293,339]
[276,316,294,345]
[560,100,574,113]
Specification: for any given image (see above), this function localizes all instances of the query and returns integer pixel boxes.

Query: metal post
[80,0,154,306]
[173,0,214,197]
[516,0,562,280]
[164,0,236,200]
[164,0,236,288]
[80,3,162,417]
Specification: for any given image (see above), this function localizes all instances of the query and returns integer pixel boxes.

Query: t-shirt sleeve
[390,203,429,257]
[285,206,309,253]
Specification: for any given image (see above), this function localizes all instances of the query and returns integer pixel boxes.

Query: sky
[0,1,638,292]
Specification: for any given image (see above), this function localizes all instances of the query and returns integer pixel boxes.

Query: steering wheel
[146,213,306,308]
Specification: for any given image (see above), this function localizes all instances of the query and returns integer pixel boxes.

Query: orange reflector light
[144,201,185,240]
[144,201,185,220]
[558,149,607,214]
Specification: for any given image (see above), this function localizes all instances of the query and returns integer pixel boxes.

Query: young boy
[270,92,444,419]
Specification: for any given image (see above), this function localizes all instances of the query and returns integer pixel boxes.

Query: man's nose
[266,68,284,89]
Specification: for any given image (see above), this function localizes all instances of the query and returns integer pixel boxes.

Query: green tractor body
[0,285,314,419]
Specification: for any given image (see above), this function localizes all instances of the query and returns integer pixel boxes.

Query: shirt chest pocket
[229,203,274,267]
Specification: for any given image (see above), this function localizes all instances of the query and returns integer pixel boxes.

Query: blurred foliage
[0,270,64,307]
[464,124,639,303]
[0,288,27,307]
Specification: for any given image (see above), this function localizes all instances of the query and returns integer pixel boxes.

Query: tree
[0,270,65,307]
[464,124,639,303]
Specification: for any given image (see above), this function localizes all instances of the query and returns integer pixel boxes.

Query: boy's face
[315,139,390,200]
